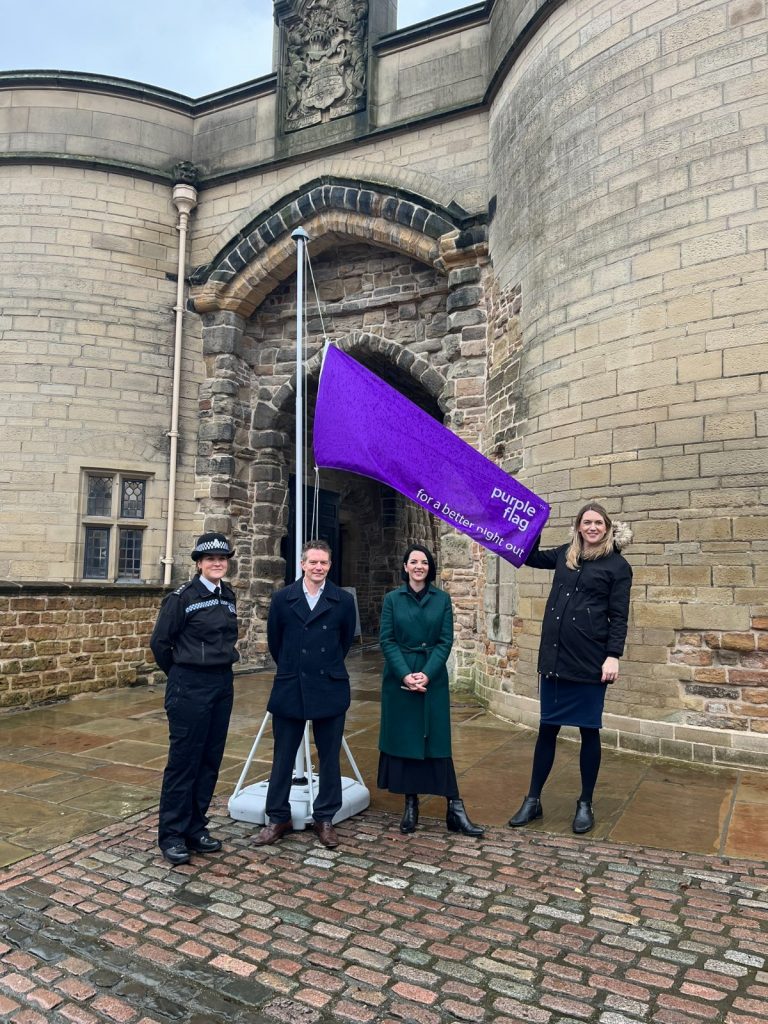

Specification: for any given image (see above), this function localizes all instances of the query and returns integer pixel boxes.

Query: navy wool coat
[266,578,357,721]
[378,585,454,760]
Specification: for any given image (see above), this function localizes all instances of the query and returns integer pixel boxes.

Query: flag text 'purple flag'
[313,347,549,566]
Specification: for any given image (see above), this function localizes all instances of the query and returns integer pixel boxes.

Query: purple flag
[313,347,549,565]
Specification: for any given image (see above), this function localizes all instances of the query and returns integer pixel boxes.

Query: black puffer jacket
[526,540,632,684]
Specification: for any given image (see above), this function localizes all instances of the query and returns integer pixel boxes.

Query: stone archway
[190,176,487,316]
[188,180,492,670]
[240,330,449,663]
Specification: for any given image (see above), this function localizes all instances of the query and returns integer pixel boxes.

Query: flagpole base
[228,775,370,830]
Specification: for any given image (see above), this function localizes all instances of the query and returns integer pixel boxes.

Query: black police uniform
[151,574,239,851]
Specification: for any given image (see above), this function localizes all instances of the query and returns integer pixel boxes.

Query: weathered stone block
[634,604,683,628]
[678,518,731,542]
[692,668,729,684]
[447,308,486,331]
[199,420,235,443]
[732,517,768,540]
[446,285,484,312]
[448,266,482,287]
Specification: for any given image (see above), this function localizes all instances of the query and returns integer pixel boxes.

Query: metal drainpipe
[162,182,198,585]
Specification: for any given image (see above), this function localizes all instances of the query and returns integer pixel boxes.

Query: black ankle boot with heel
[446,798,485,837]
[507,796,543,828]
[400,794,419,834]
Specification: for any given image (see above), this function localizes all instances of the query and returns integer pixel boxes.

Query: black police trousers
[158,664,234,850]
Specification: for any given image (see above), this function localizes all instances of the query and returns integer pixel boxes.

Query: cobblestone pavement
[1,802,767,1024]
[3,658,767,868]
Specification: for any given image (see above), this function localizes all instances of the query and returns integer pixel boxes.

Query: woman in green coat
[377,544,484,837]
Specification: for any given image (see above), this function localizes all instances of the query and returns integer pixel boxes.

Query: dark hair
[401,544,437,584]
[301,538,332,560]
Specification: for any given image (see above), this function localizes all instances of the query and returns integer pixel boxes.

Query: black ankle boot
[446,798,485,837]
[508,796,543,828]
[400,794,419,834]
[572,799,594,834]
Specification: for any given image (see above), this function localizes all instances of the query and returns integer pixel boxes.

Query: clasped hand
[402,672,428,692]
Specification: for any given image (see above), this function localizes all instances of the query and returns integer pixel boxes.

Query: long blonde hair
[565,502,616,569]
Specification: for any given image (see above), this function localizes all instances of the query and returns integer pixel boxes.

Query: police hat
[190,532,235,560]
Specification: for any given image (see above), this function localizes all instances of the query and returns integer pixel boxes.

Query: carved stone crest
[281,0,368,133]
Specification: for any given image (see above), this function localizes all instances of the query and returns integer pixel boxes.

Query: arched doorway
[277,330,447,639]
[190,182,491,673]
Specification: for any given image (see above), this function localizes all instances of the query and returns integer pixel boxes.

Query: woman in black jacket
[508,502,632,835]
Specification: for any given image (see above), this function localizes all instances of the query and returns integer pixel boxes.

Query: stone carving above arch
[189,176,487,318]
[277,0,369,133]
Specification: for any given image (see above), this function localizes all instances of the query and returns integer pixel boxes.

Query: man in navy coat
[252,539,356,849]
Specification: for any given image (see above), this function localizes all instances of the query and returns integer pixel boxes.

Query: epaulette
[172,580,197,597]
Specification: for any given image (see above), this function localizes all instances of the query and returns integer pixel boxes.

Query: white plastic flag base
[228,712,370,830]
[228,774,370,830]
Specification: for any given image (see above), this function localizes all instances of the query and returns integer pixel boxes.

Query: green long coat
[378,584,454,760]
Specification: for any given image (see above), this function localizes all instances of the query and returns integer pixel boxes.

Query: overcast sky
[0,1,467,97]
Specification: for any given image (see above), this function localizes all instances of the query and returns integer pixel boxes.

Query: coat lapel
[306,581,339,624]
[400,583,435,631]
[285,580,310,623]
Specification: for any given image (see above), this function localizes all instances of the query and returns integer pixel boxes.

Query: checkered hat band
[197,539,230,552]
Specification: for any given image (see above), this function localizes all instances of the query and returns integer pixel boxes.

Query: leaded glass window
[120,479,145,519]
[81,471,151,581]
[84,526,110,578]
[87,475,113,516]
[118,529,143,579]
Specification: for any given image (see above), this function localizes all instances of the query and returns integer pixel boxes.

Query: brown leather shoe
[311,821,339,848]
[251,821,293,847]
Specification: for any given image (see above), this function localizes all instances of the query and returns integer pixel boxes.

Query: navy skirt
[540,676,607,729]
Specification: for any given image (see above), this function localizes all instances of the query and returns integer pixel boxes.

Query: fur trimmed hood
[612,521,633,550]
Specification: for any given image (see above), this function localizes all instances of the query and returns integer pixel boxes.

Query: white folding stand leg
[341,735,366,787]
[228,714,322,828]
[302,722,316,817]
[230,711,271,801]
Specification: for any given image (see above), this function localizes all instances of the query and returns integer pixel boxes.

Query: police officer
[151,533,239,865]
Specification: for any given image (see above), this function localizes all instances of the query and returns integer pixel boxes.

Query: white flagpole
[227,230,370,829]
[292,227,309,579]
[225,230,370,831]
[291,227,310,788]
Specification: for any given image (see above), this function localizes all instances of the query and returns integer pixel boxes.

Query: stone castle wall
[0,0,766,764]
[0,585,164,709]
[485,0,768,740]
[0,163,204,582]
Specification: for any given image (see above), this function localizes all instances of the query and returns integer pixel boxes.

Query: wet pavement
[0,650,767,1022]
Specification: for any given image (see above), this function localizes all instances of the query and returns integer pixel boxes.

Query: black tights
[528,724,601,802]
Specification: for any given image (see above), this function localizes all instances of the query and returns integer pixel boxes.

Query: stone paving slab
[1,802,768,1024]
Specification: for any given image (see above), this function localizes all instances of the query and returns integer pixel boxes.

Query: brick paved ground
[1,802,767,1024]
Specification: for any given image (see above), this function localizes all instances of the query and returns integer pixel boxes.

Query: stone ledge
[0,581,168,597]
[488,692,768,772]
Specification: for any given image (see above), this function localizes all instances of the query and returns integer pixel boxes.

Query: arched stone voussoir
[196,164,483,271]
[260,332,447,438]
[335,333,445,402]
[189,180,487,317]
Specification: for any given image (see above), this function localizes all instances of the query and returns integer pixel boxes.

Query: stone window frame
[79,470,152,583]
